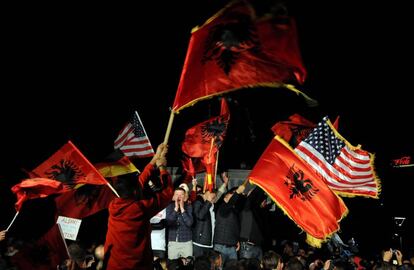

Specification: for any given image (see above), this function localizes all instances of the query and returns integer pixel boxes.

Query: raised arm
[213,171,229,203]
[138,143,167,188]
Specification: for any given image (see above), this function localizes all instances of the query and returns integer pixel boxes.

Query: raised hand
[150,143,166,165]
[156,157,167,168]
[0,230,6,241]
[395,250,403,265]
[221,171,229,185]
[179,199,185,212]
[174,199,179,212]
[192,178,197,190]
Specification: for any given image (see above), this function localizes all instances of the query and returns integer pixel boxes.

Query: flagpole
[214,150,219,189]
[106,182,120,198]
[163,110,175,144]
[208,137,215,163]
[135,110,154,151]
[6,211,19,231]
[57,223,71,258]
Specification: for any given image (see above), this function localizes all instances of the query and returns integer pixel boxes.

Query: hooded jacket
[104,164,173,270]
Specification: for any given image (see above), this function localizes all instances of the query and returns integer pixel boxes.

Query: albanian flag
[32,141,108,189]
[271,114,340,147]
[172,1,309,112]
[249,136,348,247]
[182,99,230,158]
[271,114,316,147]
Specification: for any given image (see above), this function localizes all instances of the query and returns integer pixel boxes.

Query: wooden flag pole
[208,137,215,163]
[163,110,175,144]
[214,150,219,189]
[242,177,250,187]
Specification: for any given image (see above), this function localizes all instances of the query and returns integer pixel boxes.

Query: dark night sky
[1,0,413,252]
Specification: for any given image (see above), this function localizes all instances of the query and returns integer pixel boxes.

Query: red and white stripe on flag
[294,117,380,198]
[114,112,154,158]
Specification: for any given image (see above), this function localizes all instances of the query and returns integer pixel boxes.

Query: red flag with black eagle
[182,99,230,158]
[182,99,230,190]
[271,114,316,147]
[32,141,108,189]
[172,0,309,112]
[11,142,115,269]
[249,136,348,247]
[271,114,340,148]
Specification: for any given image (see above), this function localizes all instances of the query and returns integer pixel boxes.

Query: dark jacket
[239,187,266,246]
[166,202,193,242]
[213,192,243,246]
[192,196,214,246]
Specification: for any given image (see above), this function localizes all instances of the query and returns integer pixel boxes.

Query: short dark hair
[68,243,86,262]
[112,173,140,199]
[194,256,211,270]
[262,250,281,270]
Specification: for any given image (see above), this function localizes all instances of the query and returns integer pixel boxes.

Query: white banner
[57,216,82,241]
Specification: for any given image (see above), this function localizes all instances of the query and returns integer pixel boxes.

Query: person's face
[209,192,217,201]
[174,190,185,201]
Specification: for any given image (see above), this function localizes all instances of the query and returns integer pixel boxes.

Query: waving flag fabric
[114,111,155,158]
[172,0,310,112]
[32,141,107,189]
[295,117,380,198]
[95,149,139,178]
[182,99,230,191]
[271,114,316,147]
[11,178,64,211]
[182,99,230,158]
[249,136,348,247]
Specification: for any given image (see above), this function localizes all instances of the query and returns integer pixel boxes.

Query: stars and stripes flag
[295,116,380,198]
[114,111,155,158]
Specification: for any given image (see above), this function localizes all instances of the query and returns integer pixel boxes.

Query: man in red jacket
[103,143,173,270]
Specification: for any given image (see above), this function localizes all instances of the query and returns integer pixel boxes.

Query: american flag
[114,111,155,158]
[294,117,380,198]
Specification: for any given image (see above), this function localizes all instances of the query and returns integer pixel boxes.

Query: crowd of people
[0,143,413,269]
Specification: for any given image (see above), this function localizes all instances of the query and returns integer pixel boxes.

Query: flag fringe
[326,120,381,199]
[252,135,349,248]
[174,83,316,113]
[283,84,318,107]
[250,177,349,248]
[191,0,255,33]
